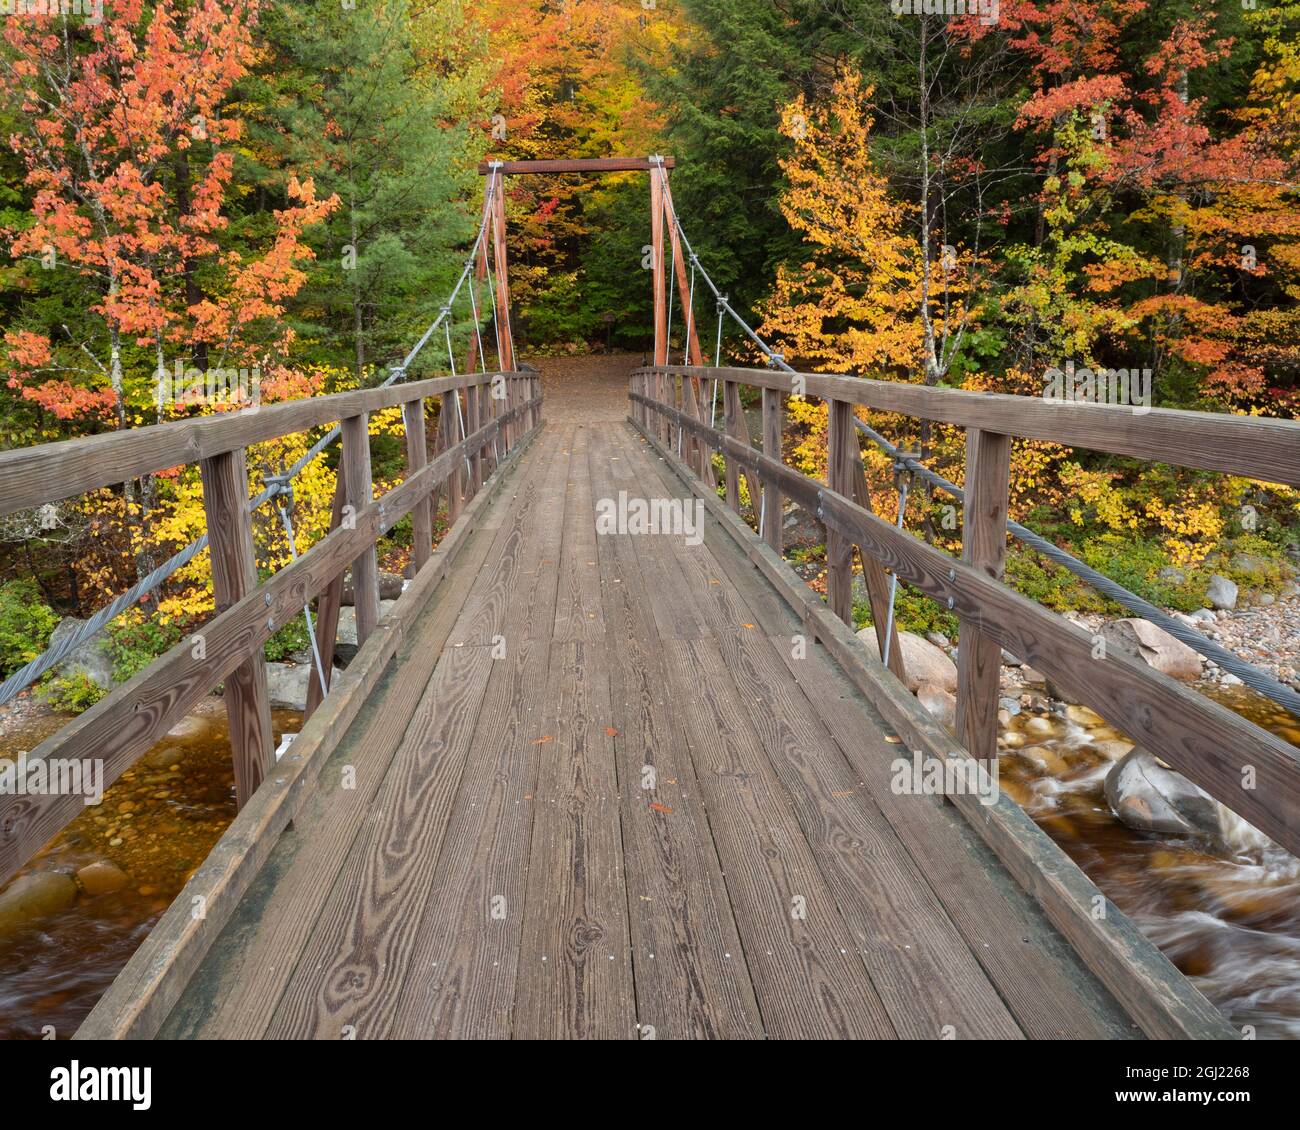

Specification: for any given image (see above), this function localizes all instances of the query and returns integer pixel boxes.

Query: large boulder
[264,662,312,711]
[1098,618,1202,681]
[1205,574,1238,611]
[335,599,398,646]
[915,683,956,729]
[76,861,128,896]
[0,871,77,945]
[341,571,404,606]
[47,617,115,691]
[1104,748,1221,837]
[857,628,958,693]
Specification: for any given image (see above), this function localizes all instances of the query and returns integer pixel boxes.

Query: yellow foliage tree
[757,68,925,376]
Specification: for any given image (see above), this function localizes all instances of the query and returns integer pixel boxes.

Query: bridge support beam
[199,448,275,808]
[955,427,1011,764]
[489,167,515,372]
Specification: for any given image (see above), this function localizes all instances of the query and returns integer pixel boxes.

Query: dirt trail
[523,351,643,422]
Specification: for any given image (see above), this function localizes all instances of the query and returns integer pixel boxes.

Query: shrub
[263,614,312,662]
[0,579,59,678]
[40,672,106,713]
[106,611,185,682]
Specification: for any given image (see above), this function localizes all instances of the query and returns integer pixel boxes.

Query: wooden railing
[0,370,542,889]
[630,364,1300,859]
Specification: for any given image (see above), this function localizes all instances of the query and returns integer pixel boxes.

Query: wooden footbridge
[2,158,1298,1041]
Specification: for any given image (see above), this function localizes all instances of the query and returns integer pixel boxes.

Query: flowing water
[998,685,1300,1040]
[0,680,1297,1038]
[0,701,300,1039]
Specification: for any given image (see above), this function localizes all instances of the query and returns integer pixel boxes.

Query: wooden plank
[403,398,433,572]
[761,387,783,553]
[477,156,676,175]
[444,431,562,646]
[263,642,495,1039]
[633,417,1238,1039]
[386,640,554,1038]
[637,365,1300,487]
[633,392,1300,859]
[199,448,275,809]
[164,520,504,1039]
[0,371,515,517]
[341,413,380,645]
[513,639,636,1039]
[955,427,1011,764]
[304,472,347,719]
[714,628,1024,1039]
[770,638,1139,1039]
[661,637,897,1038]
[440,390,463,527]
[826,399,855,625]
[0,410,538,890]
[588,431,764,1040]
[75,428,541,1040]
[381,440,568,1037]
[551,427,605,641]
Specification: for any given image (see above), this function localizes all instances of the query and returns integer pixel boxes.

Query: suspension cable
[649,157,1300,719]
[0,175,502,708]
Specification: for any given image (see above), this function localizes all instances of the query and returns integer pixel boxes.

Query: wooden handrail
[0,386,544,890]
[645,365,1300,486]
[0,370,533,517]
[630,384,1300,859]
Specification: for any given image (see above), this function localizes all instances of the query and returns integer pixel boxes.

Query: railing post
[441,390,463,524]
[722,379,742,511]
[304,473,346,718]
[956,427,1012,763]
[341,413,381,644]
[403,398,432,573]
[466,382,482,495]
[826,399,855,625]
[762,387,784,553]
[198,448,274,808]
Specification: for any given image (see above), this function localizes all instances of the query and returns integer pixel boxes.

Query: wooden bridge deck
[139,376,1153,1040]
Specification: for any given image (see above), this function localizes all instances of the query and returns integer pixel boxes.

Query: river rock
[857,628,957,692]
[1206,574,1238,610]
[0,871,78,943]
[76,860,128,896]
[47,617,115,691]
[265,662,312,711]
[1104,747,1221,837]
[142,743,185,771]
[915,683,956,728]
[336,600,398,646]
[341,570,405,605]
[165,715,208,742]
[1098,618,1202,681]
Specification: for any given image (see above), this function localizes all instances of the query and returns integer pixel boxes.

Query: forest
[0,0,1296,704]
